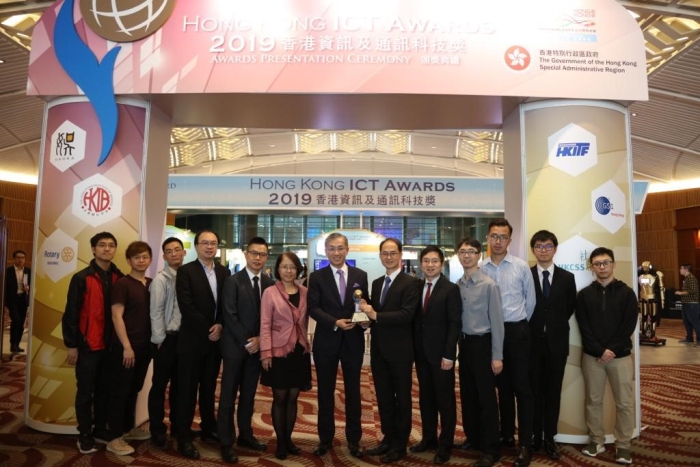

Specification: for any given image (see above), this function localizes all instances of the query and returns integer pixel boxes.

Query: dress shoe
[177,441,200,459]
[275,448,287,460]
[287,441,301,455]
[543,439,561,460]
[201,431,220,443]
[410,438,438,453]
[514,446,532,467]
[367,442,391,456]
[474,453,497,467]
[151,433,169,449]
[456,439,475,450]
[237,435,266,451]
[221,445,238,463]
[380,449,406,463]
[500,435,515,448]
[313,441,332,456]
[531,438,542,452]
[348,442,364,458]
[433,445,451,464]
[190,429,202,438]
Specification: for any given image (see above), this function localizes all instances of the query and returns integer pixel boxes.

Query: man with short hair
[410,245,461,464]
[62,232,123,454]
[480,218,536,467]
[576,247,637,465]
[218,237,274,463]
[148,237,187,449]
[528,230,577,459]
[308,232,369,458]
[174,230,230,460]
[676,264,700,345]
[4,250,30,353]
[361,238,419,464]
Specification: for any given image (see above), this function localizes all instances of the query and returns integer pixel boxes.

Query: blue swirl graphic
[54,0,121,166]
[595,196,612,215]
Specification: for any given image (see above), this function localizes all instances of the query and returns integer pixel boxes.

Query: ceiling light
[0,59,4,64]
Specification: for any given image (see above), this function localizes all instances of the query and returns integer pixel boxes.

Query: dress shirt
[380,269,402,301]
[457,269,504,361]
[423,278,436,305]
[15,267,27,294]
[246,267,262,301]
[330,264,349,298]
[480,253,536,322]
[200,259,218,315]
[536,264,554,291]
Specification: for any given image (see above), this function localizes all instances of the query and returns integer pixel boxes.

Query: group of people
[59,219,640,467]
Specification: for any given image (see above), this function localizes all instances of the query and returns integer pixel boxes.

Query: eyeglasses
[380,251,400,258]
[591,260,613,268]
[96,242,116,249]
[326,246,347,253]
[279,265,297,271]
[247,250,268,259]
[533,244,555,252]
[458,249,480,256]
[488,234,510,242]
[421,258,442,265]
[198,241,218,247]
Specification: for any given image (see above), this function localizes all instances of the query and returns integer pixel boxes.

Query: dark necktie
[423,281,432,313]
[542,270,551,299]
[253,276,261,311]
[380,276,392,306]
[337,270,346,302]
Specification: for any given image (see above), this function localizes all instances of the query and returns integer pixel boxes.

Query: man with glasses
[360,238,419,463]
[62,232,123,454]
[148,237,187,449]
[528,231,577,459]
[174,230,230,459]
[218,237,274,463]
[576,247,637,465]
[4,250,30,353]
[410,246,461,464]
[480,218,536,467]
[308,232,369,458]
[456,238,504,467]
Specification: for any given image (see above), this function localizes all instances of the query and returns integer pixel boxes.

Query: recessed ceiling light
[631,112,637,117]
[0,59,4,64]
[269,144,275,147]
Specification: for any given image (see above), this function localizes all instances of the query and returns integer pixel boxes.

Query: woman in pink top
[260,252,311,460]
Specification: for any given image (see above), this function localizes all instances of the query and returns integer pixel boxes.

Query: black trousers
[530,334,567,442]
[175,344,221,442]
[370,352,413,452]
[458,333,500,459]
[8,295,28,348]
[74,348,110,437]
[148,333,179,437]
[314,341,363,445]
[415,353,456,446]
[217,352,261,446]
[106,344,152,438]
[498,320,534,447]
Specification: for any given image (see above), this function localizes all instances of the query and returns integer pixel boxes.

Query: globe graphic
[79,0,176,42]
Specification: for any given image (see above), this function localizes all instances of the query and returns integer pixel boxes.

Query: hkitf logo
[72,174,123,227]
[591,181,626,234]
[548,123,598,176]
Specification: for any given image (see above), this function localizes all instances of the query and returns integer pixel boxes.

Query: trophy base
[351,312,370,323]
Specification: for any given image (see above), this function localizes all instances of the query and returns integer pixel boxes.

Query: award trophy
[351,289,369,323]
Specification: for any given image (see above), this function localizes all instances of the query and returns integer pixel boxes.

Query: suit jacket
[530,265,577,357]
[176,259,230,356]
[4,266,30,309]
[370,271,419,362]
[220,269,274,359]
[308,264,370,357]
[413,275,462,365]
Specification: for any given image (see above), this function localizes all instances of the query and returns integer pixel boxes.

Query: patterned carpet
[1,321,700,466]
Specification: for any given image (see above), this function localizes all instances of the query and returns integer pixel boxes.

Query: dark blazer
[370,271,419,362]
[220,269,274,359]
[176,259,230,355]
[4,266,30,309]
[308,265,370,356]
[530,265,577,357]
[413,275,462,365]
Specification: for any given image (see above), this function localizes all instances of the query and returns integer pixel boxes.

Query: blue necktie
[380,276,392,306]
[542,270,551,299]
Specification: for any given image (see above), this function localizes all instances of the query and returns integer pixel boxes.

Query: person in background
[676,264,700,345]
[260,252,312,460]
[62,232,123,454]
[4,249,30,353]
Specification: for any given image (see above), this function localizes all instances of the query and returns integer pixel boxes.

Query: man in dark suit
[529,230,577,460]
[361,238,419,464]
[218,237,274,463]
[410,246,462,464]
[308,232,369,459]
[174,230,230,460]
[4,250,30,353]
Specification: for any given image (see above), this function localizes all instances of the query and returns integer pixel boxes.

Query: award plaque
[351,289,370,322]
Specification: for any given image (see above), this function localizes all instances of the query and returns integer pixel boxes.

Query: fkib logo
[72,174,123,227]
[548,123,597,176]
[591,180,626,234]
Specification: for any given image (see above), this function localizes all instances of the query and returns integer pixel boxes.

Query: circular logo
[80,0,177,43]
[80,184,114,217]
[595,196,613,215]
[61,247,76,263]
[504,46,531,71]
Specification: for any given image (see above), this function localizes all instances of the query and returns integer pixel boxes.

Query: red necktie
[423,281,432,313]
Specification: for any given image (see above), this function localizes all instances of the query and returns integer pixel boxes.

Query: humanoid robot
[638,261,666,345]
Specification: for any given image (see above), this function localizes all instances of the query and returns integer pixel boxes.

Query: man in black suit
[174,230,230,460]
[361,238,419,464]
[308,232,369,459]
[4,250,30,353]
[410,246,461,464]
[218,237,274,463]
[529,230,577,460]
